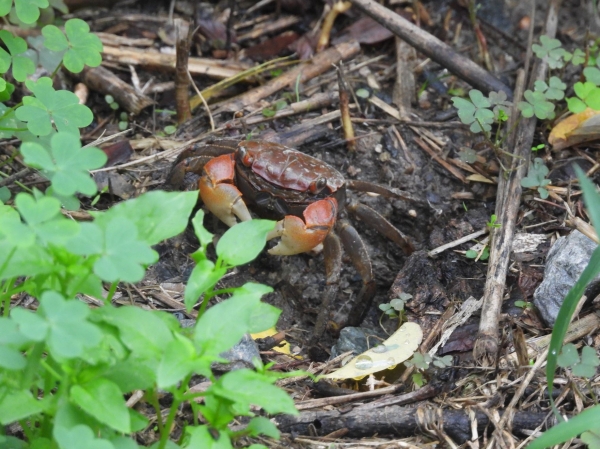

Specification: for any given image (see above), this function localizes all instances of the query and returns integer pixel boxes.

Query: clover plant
[0,5,297,449]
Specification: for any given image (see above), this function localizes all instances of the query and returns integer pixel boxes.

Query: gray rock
[533,230,600,326]
[213,334,261,373]
[330,327,373,359]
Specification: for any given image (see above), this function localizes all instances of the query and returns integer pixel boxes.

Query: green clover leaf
[68,217,157,283]
[452,89,495,133]
[521,158,550,200]
[564,48,586,66]
[0,0,49,24]
[0,30,35,81]
[21,132,107,196]
[539,76,566,101]
[15,77,93,136]
[532,35,567,69]
[15,192,79,245]
[584,66,600,86]
[488,90,512,120]
[566,81,600,113]
[43,18,103,73]
[517,90,555,119]
[36,291,102,359]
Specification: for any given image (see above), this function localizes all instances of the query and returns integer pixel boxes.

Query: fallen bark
[274,405,552,444]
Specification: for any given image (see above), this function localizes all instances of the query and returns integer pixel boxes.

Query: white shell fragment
[323,322,423,380]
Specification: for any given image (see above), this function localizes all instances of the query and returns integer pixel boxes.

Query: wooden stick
[101,46,249,79]
[174,18,191,123]
[473,0,562,366]
[212,40,361,115]
[75,66,153,114]
[348,0,512,98]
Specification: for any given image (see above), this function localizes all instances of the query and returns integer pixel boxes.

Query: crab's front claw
[198,154,251,227]
[267,198,337,255]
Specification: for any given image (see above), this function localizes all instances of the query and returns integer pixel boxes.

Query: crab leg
[198,154,252,227]
[267,198,338,256]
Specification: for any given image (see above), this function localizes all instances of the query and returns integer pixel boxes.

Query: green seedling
[262,98,287,117]
[514,300,534,309]
[531,144,545,152]
[405,353,453,387]
[521,157,551,199]
[465,246,489,261]
[164,124,177,135]
[487,214,501,229]
[379,293,412,319]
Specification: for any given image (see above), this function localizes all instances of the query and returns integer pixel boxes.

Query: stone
[533,230,600,326]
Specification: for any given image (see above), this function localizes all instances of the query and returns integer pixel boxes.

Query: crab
[168,138,415,345]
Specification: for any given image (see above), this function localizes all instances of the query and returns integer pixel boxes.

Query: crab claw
[198,154,251,227]
[267,198,337,256]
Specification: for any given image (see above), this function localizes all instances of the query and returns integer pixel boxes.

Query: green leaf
[12,306,48,341]
[216,219,276,266]
[184,260,226,310]
[0,30,35,81]
[54,424,115,449]
[557,343,578,367]
[245,416,280,439]
[0,187,10,203]
[70,379,131,433]
[567,97,586,114]
[194,283,272,357]
[15,77,93,136]
[212,369,298,416]
[15,192,80,245]
[95,306,175,358]
[28,34,64,73]
[0,346,26,370]
[518,90,555,120]
[584,66,600,86]
[43,19,103,73]
[452,90,495,133]
[13,0,49,24]
[156,334,197,388]
[21,132,107,196]
[581,430,600,448]
[0,389,46,424]
[41,23,68,51]
[191,209,214,255]
[37,291,103,359]
[93,191,197,246]
[527,405,600,449]
[63,19,102,72]
[91,217,157,283]
[185,426,233,449]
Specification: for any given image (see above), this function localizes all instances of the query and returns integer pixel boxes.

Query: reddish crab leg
[198,154,252,227]
[267,198,338,255]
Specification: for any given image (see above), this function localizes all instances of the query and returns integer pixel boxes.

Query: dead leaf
[323,322,423,379]
[549,108,600,150]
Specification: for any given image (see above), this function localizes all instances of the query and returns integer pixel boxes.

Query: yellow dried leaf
[549,108,600,150]
[323,322,423,379]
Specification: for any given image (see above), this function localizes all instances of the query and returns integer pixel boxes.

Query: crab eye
[309,177,327,194]
[237,146,254,166]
